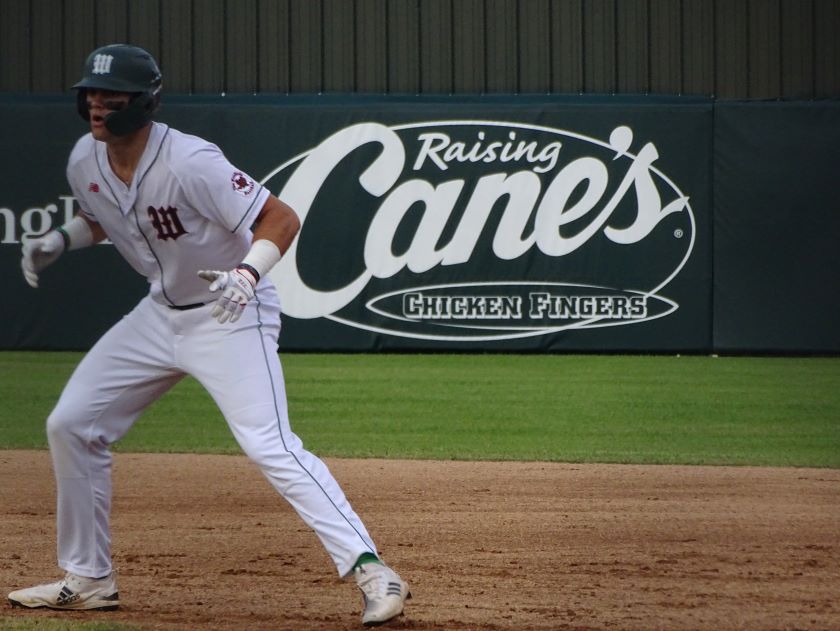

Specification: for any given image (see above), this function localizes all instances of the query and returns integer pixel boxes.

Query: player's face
[85,89,132,140]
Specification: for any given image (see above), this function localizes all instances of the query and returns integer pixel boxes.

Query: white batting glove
[197,267,257,324]
[21,231,66,288]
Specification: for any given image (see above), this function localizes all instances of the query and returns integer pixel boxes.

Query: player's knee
[46,407,87,445]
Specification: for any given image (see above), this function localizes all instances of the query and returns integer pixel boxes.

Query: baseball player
[9,44,409,627]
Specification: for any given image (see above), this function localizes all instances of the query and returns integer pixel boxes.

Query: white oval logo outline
[262,120,695,341]
[358,281,677,341]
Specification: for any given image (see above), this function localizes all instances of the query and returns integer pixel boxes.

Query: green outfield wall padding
[712,100,840,352]
[0,95,836,353]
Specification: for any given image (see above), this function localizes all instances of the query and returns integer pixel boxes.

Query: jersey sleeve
[176,143,270,235]
[65,135,99,222]
[66,178,97,222]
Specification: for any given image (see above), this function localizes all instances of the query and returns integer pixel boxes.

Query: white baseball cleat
[354,563,411,627]
[8,572,120,611]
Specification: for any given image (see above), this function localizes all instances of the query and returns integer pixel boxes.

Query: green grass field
[1,351,838,468]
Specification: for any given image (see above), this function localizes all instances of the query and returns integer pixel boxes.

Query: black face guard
[76,88,160,136]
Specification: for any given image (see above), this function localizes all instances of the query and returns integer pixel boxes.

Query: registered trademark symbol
[673,228,684,238]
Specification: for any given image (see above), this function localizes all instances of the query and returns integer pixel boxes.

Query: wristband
[59,215,95,251]
[56,227,71,252]
[241,239,282,280]
[235,263,260,284]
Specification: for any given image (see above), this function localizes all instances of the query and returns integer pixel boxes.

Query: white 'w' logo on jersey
[92,54,114,75]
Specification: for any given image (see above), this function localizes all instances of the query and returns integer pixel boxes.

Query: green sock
[353,552,383,570]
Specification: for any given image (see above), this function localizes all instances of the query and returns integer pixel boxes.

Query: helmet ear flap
[104,90,160,136]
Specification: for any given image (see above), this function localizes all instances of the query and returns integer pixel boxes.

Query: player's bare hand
[21,232,65,288]
[198,267,257,324]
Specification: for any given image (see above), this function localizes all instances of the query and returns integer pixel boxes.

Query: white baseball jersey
[48,122,378,581]
[67,121,269,307]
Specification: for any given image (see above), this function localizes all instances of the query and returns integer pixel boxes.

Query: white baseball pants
[46,286,376,579]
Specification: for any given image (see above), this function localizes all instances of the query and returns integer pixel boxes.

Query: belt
[167,302,207,311]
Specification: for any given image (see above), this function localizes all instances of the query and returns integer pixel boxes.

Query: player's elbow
[284,206,301,239]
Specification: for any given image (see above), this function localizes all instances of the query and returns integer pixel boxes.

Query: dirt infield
[1,451,838,630]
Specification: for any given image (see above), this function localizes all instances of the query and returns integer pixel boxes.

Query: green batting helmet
[73,44,162,136]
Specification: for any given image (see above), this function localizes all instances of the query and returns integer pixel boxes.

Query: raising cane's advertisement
[2,96,713,351]
[258,100,712,351]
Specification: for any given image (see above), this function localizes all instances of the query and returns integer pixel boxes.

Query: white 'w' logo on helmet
[91,54,114,75]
